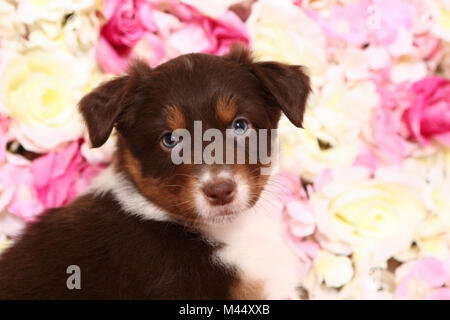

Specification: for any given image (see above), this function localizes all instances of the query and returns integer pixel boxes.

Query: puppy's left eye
[232,118,249,135]
[161,132,179,149]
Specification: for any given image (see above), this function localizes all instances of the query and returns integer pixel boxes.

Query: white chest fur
[202,199,304,299]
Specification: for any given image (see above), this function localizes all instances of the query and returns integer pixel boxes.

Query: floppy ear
[78,60,151,148]
[251,61,310,128]
[226,44,311,128]
[78,75,130,148]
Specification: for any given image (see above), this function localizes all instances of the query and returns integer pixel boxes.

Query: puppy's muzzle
[201,179,236,206]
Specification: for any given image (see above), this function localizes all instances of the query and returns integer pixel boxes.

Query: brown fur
[165,105,186,130]
[0,45,310,299]
[216,96,238,124]
[231,277,265,300]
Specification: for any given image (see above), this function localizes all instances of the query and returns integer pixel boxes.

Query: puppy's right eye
[160,132,179,150]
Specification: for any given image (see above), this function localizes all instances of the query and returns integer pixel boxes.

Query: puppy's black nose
[202,180,236,205]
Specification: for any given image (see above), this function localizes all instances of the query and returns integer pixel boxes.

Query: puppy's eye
[161,132,179,149]
[232,118,249,135]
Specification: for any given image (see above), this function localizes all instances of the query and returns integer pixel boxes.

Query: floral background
[0,0,450,300]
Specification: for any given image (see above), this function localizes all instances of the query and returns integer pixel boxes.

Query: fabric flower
[1,0,101,53]
[0,50,92,152]
[247,0,327,85]
[275,171,316,244]
[31,141,103,209]
[430,0,450,42]
[179,0,243,18]
[0,117,10,163]
[395,257,450,299]
[96,0,158,73]
[303,250,354,289]
[313,0,415,47]
[311,167,426,265]
[402,77,450,146]
[163,4,248,56]
[0,161,43,222]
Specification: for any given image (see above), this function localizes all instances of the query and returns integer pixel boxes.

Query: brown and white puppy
[0,46,310,299]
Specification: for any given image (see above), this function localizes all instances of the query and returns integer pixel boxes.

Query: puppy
[0,45,310,299]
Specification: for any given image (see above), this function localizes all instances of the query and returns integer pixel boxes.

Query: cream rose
[311,167,427,264]
[247,0,327,86]
[278,119,358,181]
[303,250,354,289]
[278,66,379,180]
[0,50,94,152]
[430,0,450,42]
[303,67,379,146]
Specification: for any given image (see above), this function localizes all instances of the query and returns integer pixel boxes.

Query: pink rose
[275,172,318,263]
[96,0,158,73]
[0,162,43,222]
[101,0,156,50]
[0,117,11,163]
[310,0,414,47]
[396,257,450,300]
[31,141,103,210]
[96,0,249,74]
[402,77,450,146]
[163,2,249,56]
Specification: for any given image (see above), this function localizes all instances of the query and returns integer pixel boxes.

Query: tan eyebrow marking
[165,105,186,130]
[216,96,238,124]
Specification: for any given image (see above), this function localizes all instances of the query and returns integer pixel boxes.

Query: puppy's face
[80,46,310,224]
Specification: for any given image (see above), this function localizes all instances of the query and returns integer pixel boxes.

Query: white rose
[17,0,96,24]
[311,167,427,264]
[305,250,354,289]
[430,0,450,42]
[303,66,379,146]
[247,0,328,86]
[278,119,358,181]
[0,50,96,152]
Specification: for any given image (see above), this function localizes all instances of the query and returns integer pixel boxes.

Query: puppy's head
[79,45,310,224]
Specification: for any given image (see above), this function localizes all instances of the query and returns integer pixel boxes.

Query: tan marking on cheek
[166,105,186,130]
[231,276,265,299]
[121,146,199,221]
[216,96,238,124]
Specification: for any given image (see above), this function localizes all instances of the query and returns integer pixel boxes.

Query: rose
[16,0,95,24]
[0,161,43,222]
[402,77,450,146]
[311,167,426,264]
[395,257,450,300]
[303,250,354,289]
[0,50,90,152]
[96,0,248,73]
[402,148,450,260]
[278,121,359,181]
[101,0,155,50]
[247,0,327,84]
[312,0,414,47]
[0,0,100,53]
[179,0,243,18]
[0,117,10,163]
[430,0,450,42]
[278,67,379,180]
[157,0,248,57]
[96,0,158,73]
[31,141,103,209]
